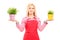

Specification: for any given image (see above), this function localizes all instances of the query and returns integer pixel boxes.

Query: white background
[0,0,60,40]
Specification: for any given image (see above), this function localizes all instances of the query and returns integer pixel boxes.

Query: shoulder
[35,16,41,22]
[22,17,28,22]
[22,17,28,20]
[35,16,40,20]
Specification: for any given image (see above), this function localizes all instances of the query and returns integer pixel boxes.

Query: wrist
[44,21,48,24]
[16,21,19,24]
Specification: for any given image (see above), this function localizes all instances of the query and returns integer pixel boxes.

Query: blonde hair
[27,3,36,17]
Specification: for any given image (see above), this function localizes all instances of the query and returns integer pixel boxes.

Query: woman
[12,3,48,40]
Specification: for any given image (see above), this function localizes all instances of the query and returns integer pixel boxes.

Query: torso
[23,16,40,40]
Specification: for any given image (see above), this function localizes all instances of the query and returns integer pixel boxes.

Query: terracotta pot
[9,14,15,21]
[48,14,53,21]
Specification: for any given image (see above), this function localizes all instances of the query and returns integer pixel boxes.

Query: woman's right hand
[14,20,19,24]
[10,19,19,23]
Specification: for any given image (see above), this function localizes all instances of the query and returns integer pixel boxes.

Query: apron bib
[23,17,40,40]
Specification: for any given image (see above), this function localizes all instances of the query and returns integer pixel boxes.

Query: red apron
[23,17,40,40]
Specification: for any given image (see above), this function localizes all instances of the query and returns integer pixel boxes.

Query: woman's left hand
[44,20,48,24]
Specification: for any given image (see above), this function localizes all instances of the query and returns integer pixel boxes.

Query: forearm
[16,22,24,32]
[39,21,48,32]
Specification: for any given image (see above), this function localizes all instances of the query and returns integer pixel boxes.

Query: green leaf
[7,7,17,15]
[48,10,54,14]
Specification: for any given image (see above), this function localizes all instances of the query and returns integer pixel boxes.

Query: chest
[25,19,38,27]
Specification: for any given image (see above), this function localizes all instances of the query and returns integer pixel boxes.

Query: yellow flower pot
[48,14,53,21]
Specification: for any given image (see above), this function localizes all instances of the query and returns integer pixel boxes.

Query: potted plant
[48,10,54,21]
[7,7,17,21]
